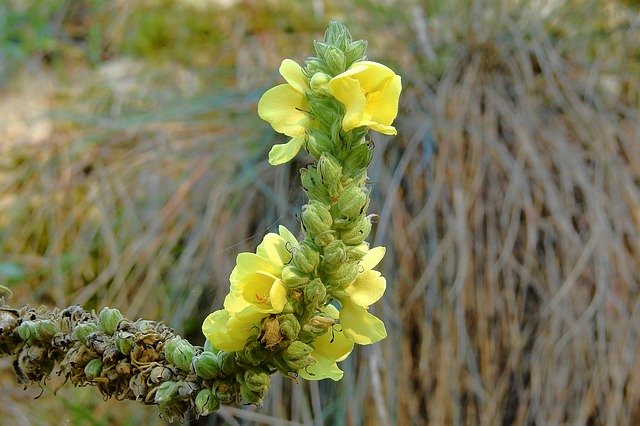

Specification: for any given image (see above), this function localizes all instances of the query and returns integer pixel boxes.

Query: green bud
[84,358,103,380]
[306,131,334,158]
[172,339,196,372]
[17,320,37,343]
[345,39,368,65]
[301,202,332,235]
[114,331,136,355]
[346,243,369,261]
[308,314,336,332]
[278,314,300,341]
[154,381,179,405]
[219,352,238,376]
[292,242,320,273]
[73,323,98,344]
[340,216,372,245]
[310,72,331,94]
[305,57,326,74]
[34,319,57,341]
[191,351,221,380]
[314,230,335,247]
[98,307,123,335]
[343,142,373,172]
[195,389,220,415]
[313,41,331,60]
[301,166,330,202]
[282,341,314,370]
[325,261,359,289]
[243,341,267,366]
[332,186,369,220]
[240,386,263,405]
[281,265,310,289]
[304,278,327,306]
[310,98,341,128]
[163,336,181,364]
[244,369,271,394]
[318,154,343,197]
[324,21,351,51]
[325,46,346,75]
[323,240,347,265]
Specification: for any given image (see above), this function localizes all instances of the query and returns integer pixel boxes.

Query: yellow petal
[346,61,396,92]
[347,270,386,307]
[298,353,344,381]
[256,233,291,266]
[362,74,401,129]
[268,279,287,313]
[258,84,310,138]
[360,246,386,271]
[202,310,245,352]
[236,252,281,276]
[279,59,308,93]
[313,319,354,362]
[241,270,280,312]
[278,225,299,248]
[268,137,305,165]
[339,299,387,345]
[328,61,402,134]
[328,75,366,132]
[223,290,249,313]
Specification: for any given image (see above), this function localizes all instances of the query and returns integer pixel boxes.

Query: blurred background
[1,0,639,424]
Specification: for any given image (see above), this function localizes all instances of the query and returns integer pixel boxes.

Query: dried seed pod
[34,319,57,342]
[84,358,103,380]
[191,351,221,380]
[114,331,136,356]
[17,320,37,343]
[154,381,180,405]
[170,339,196,372]
[98,307,123,335]
[195,389,220,415]
[73,323,98,344]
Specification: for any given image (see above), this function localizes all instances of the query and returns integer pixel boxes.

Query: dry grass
[1,0,640,424]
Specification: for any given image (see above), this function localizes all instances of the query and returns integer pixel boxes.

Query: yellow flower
[299,305,354,381]
[338,246,387,345]
[328,61,401,135]
[202,306,266,352]
[258,59,312,165]
[224,225,298,315]
[202,225,299,351]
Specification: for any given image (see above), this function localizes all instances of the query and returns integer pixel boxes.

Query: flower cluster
[201,21,401,406]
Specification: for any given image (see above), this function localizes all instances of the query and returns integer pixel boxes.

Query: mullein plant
[0,22,400,420]
[201,19,400,403]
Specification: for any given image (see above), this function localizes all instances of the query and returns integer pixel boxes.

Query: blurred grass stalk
[1,0,640,424]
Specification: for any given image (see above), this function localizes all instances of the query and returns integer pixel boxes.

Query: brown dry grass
[1,0,640,424]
